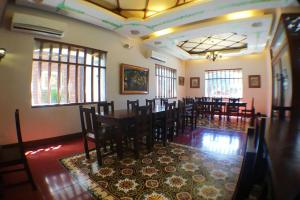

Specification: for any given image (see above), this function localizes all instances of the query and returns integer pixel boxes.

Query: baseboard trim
[2,132,82,149]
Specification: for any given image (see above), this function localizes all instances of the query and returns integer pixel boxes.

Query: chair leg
[134,136,139,159]
[94,141,102,166]
[24,160,37,190]
[83,136,90,159]
[162,126,167,146]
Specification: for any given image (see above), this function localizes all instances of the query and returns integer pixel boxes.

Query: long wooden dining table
[96,105,169,158]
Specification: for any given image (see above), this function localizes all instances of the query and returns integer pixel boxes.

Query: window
[31,39,106,106]
[205,69,243,98]
[155,64,177,98]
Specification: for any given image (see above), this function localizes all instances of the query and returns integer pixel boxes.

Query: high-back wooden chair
[227,98,240,121]
[127,100,139,111]
[242,98,255,121]
[146,99,155,108]
[97,101,114,114]
[163,101,176,146]
[131,105,153,158]
[211,97,223,119]
[0,110,36,190]
[79,106,114,165]
[160,98,168,106]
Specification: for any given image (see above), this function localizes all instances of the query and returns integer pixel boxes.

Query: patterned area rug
[60,143,243,200]
[196,117,248,132]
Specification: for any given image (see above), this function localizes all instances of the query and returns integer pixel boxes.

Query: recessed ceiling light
[154,41,162,45]
[252,22,263,27]
[130,30,140,35]
[226,10,257,20]
[153,28,174,37]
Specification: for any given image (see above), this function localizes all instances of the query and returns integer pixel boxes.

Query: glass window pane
[61,45,69,62]
[85,66,92,102]
[93,52,99,66]
[60,64,68,104]
[69,48,77,63]
[78,65,85,103]
[78,48,85,64]
[33,42,40,59]
[51,44,60,61]
[42,43,50,60]
[68,65,76,103]
[93,67,99,102]
[40,62,49,104]
[100,68,106,101]
[86,50,92,65]
[50,63,58,104]
[31,61,40,105]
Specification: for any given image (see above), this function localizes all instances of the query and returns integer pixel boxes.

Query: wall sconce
[0,48,6,61]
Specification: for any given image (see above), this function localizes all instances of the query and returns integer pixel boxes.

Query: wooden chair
[211,97,223,119]
[242,98,255,121]
[227,98,240,122]
[177,100,185,134]
[146,99,155,108]
[183,97,194,104]
[127,100,139,111]
[79,106,114,165]
[130,105,153,158]
[160,98,168,106]
[183,102,195,129]
[162,102,177,146]
[97,101,114,114]
[0,110,36,190]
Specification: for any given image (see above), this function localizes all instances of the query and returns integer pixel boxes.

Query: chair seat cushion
[0,146,23,165]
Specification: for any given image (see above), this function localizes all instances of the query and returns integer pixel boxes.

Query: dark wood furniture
[211,97,223,119]
[97,101,114,114]
[146,99,155,108]
[160,98,168,106]
[79,106,115,165]
[163,102,176,146]
[0,110,36,190]
[96,105,176,156]
[241,98,255,121]
[130,105,153,158]
[127,100,139,111]
[227,98,241,121]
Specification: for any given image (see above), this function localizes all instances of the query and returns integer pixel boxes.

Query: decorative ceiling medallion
[177,32,247,55]
[84,0,196,19]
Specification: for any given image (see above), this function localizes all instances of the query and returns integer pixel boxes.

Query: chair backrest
[97,101,114,114]
[228,98,240,110]
[14,109,26,159]
[127,100,139,111]
[229,98,240,104]
[160,98,168,106]
[212,97,222,109]
[250,97,255,109]
[146,99,155,108]
[165,101,176,123]
[135,105,152,135]
[79,106,98,135]
[183,97,194,104]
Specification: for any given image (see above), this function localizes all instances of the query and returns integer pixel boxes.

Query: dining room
[1,0,300,200]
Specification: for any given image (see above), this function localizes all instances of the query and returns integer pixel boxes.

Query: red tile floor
[1,128,246,200]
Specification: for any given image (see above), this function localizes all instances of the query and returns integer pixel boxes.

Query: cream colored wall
[185,52,271,114]
[0,5,186,144]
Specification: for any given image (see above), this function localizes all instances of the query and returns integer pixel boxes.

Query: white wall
[0,5,186,144]
[185,52,271,114]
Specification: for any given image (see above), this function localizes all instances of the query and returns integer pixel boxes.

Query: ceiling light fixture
[226,10,257,21]
[153,28,174,37]
[0,48,6,61]
[206,51,222,61]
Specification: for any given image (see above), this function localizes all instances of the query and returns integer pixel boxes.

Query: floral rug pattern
[60,143,243,200]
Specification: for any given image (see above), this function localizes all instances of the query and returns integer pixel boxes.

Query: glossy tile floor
[1,127,246,200]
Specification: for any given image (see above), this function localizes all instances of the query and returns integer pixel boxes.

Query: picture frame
[179,76,185,86]
[120,63,149,94]
[190,77,200,88]
[248,75,261,88]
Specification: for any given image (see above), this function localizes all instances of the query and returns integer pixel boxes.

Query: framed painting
[179,76,184,86]
[249,75,261,88]
[120,64,149,94]
[190,77,200,88]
